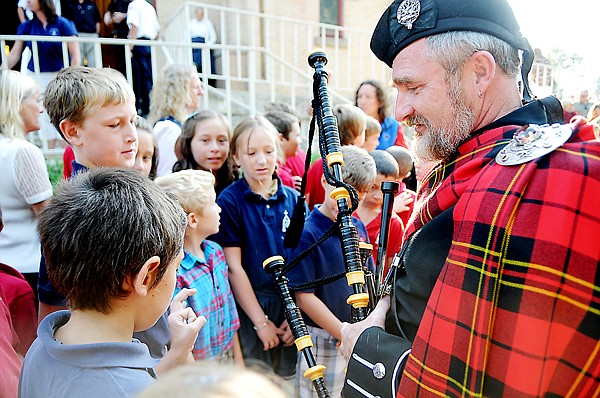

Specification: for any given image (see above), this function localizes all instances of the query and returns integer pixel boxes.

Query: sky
[507,0,600,94]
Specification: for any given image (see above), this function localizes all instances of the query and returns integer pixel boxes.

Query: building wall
[156,0,394,100]
[157,0,389,31]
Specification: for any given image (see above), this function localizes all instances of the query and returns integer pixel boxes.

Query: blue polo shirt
[20,311,159,398]
[376,116,400,150]
[17,16,78,72]
[286,207,372,326]
[62,0,101,34]
[212,177,299,294]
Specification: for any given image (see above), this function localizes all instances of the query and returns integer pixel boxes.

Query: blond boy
[155,170,242,364]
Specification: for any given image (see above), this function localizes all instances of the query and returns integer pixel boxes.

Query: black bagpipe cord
[281,69,360,292]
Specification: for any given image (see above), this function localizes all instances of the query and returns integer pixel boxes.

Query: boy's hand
[168,289,206,357]
[168,307,206,359]
[278,319,295,346]
[393,191,414,214]
[292,176,303,192]
[171,288,196,313]
[255,321,281,351]
[156,297,206,375]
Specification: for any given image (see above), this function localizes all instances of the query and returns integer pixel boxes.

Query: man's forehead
[391,39,431,80]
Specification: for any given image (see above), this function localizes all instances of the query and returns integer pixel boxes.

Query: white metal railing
[164,2,391,100]
[1,6,561,158]
[1,34,174,156]
[0,32,358,156]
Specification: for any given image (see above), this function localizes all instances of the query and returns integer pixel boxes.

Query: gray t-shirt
[19,311,160,398]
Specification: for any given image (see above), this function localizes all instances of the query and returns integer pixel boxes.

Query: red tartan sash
[398,122,600,397]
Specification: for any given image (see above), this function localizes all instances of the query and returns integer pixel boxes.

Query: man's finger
[369,295,391,327]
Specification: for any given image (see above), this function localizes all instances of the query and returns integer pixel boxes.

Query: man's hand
[112,11,126,24]
[338,295,390,362]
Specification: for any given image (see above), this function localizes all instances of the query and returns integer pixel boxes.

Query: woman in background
[0,70,53,297]
[149,64,203,177]
[4,0,80,150]
[355,80,408,150]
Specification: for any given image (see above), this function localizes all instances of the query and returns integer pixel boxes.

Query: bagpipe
[262,50,401,397]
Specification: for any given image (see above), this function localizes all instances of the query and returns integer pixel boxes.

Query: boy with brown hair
[39,66,138,318]
[355,150,406,275]
[287,145,376,397]
[305,104,368,209]
[20,168,205,397]
[38,67,198,372]
[264,110,303,191]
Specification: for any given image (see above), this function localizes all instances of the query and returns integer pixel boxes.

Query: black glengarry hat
[371,0,535,101]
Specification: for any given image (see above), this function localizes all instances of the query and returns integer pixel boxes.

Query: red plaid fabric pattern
[399,122,600,397]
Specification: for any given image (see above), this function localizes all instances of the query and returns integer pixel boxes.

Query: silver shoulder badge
[496,123,573,166]
[397,0,421,30]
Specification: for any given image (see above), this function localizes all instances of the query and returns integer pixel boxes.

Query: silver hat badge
[397,0,421,29]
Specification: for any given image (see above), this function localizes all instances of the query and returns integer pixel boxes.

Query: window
[320,0,343,37]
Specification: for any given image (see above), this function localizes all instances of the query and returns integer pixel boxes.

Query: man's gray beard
[411,82,475,162]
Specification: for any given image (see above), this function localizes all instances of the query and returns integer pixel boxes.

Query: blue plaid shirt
[175,240,239,359]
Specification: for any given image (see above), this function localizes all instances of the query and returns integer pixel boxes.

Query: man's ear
[59,120,82,147]
[132,256,161,296]
[279,132,286,142]
[469,50,496,94]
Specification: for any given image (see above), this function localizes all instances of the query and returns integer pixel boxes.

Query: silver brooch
[397,0,421,30]
[496,123,573,166]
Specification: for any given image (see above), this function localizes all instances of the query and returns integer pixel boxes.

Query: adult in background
[355,79,409,149]
[0,70,52,301]
[126,0,160,117]
[573,89,592,116]
[62,0,101,67]
[1,1,21,68]
[189,7,217,87]
[339,0,600,397]
[149,64,203,177]
[18,0,61,22]
[4,0,80,150]
[103,0,131,75]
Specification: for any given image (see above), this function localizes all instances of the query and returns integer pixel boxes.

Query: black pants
[131,43,153,116]
[192,36,217,87]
